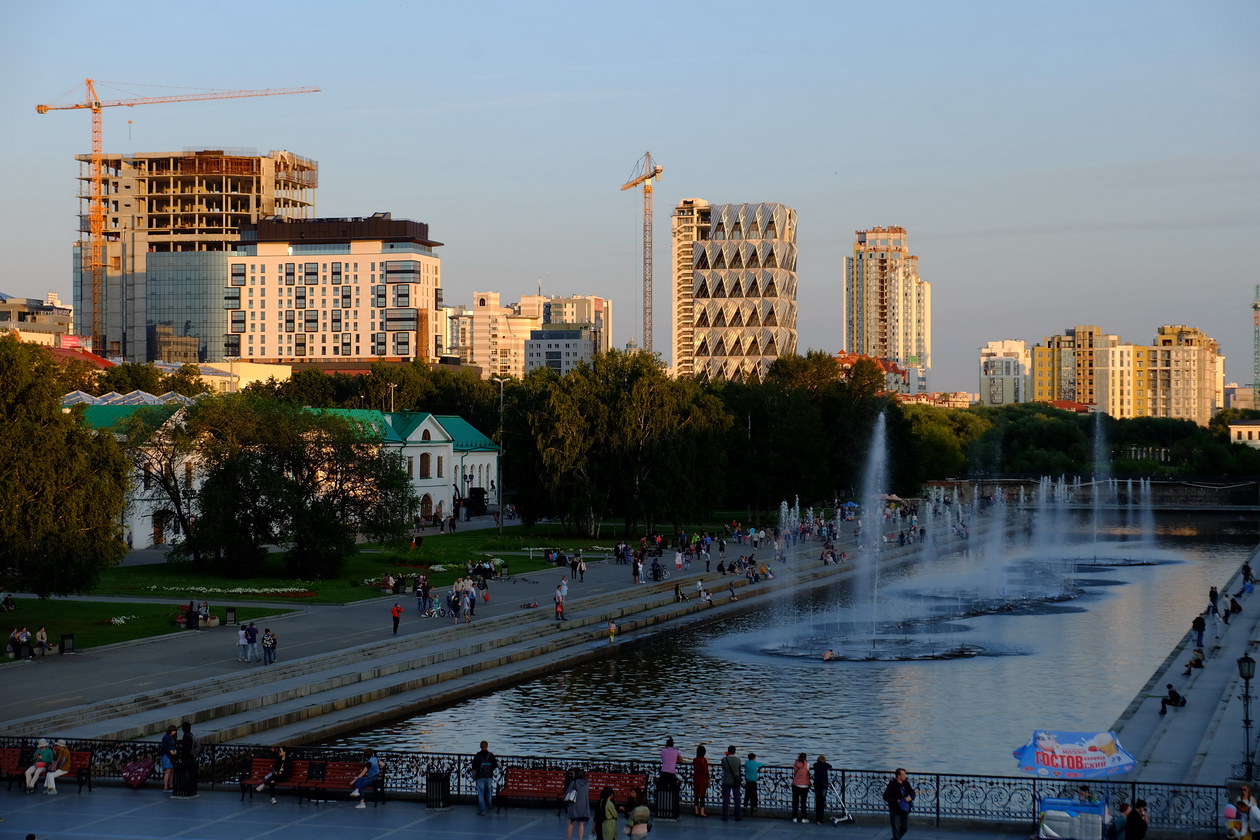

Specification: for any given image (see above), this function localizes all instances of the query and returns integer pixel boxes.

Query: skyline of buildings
[39,145,1231,427]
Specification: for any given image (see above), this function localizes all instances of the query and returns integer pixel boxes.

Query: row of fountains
[765,414,1164,662]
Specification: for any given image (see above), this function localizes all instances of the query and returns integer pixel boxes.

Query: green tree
[0,337,129,595]
[160,364,210,397]
[95,362,163,395]
[178,395,417,578]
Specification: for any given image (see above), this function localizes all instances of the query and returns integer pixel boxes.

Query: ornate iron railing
[0,736,1223,832]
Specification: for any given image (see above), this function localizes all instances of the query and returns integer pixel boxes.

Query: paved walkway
[0,784,1032,840]
[1110,544,1260,786]
[4,514,1257,794]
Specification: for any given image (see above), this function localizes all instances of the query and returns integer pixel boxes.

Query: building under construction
[72,148,317,361]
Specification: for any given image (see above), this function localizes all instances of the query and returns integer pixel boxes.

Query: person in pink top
[659,738,680,792]
[791,752,810,823]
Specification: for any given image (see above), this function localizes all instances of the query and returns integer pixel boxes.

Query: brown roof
[46,346,115,370]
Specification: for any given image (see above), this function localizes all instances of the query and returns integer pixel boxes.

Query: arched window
[437,455,444,478]
[421,429,431,441]
[420,452,431,478]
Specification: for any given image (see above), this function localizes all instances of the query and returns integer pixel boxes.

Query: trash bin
[171,761,199,799]
[655,775,680,819]
[59,634,74,654]
[426,770,452,809]
[225,606,237,626]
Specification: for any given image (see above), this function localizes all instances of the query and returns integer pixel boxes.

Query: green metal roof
[79,404,178,430]
[434,415,498,451]
[386,411,437,441]
[311,408,401,443]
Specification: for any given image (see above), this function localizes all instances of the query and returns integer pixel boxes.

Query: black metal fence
[0,736,1224,833]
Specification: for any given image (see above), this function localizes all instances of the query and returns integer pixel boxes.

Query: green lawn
[93,524,611,604]
[2,599,287,652]
[88,519,775,606]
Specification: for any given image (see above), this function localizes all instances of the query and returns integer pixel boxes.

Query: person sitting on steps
[1159,684,1186,715]
[1182,648,1206,676]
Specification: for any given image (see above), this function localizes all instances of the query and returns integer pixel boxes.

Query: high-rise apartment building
[1039,324,1222,425]
[224,214,443,363]
[72,148,317,361]
[671,199,798,382]
[1031,325,1118,404]
[844,226,931,393]
[978,339,1031,405]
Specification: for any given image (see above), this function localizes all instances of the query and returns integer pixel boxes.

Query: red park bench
[238,756,311,802]
[496,766,647,813]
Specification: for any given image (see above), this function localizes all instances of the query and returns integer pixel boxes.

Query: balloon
[1224,804,1237,819]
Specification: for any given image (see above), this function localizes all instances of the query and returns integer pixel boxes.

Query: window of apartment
[230,311,246,333]
[224,288,241,309]
[373,333,387,355]
[304,311,319,332]
[230,264,246,286]
[331,310,342,333]
[394,332,410,355]
[284,311,296,333]
[284,263,296,285]
[294,287,307,309]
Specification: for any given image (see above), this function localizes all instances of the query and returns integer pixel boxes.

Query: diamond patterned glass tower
[672,200,797,382]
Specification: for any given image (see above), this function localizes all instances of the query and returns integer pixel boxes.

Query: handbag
[565,787,578,802]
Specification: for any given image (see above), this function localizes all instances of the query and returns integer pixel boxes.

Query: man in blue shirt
[743,752,765,813]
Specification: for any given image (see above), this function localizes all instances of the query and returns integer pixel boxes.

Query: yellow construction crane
[36,78,320,353]
[621,152,663,355]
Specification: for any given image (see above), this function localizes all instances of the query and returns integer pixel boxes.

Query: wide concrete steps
[7,576,694,741]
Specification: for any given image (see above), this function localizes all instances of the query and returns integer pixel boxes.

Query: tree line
[7,333,1260,595]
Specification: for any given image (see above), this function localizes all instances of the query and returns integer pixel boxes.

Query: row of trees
[11,334,1260,593]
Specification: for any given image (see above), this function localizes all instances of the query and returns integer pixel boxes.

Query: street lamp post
[1240,652,1256,782]
[491,377,508,534]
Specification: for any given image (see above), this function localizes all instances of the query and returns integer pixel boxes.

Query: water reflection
[323,518,1254,775]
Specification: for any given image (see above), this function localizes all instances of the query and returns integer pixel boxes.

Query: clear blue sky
[2,0,1256,392]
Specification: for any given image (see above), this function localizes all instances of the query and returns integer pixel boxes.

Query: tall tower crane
[37,78,320,352]
[620,152,663,355]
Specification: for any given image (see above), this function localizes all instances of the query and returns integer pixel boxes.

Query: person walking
[471,740,497,815]
[236,625,248,662]
[719,745,742,821]
[790,752,810,823]
[564,768,592,840]
[692,745,710,817]
[812,754,832,824]
[743,752,765,814]
[1191,614,1206,648]
[390,603,403,636]
[555,583,567,621]
[883,767,915,839]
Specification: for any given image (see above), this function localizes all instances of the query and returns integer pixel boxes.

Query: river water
[323,513,1256,775]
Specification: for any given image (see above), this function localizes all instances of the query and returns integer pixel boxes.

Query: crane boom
[36,78,320,355]
[620,152,662,355]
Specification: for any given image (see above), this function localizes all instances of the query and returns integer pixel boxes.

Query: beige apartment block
[73,148,317,362]
[460,292,613,380]
[978,339,1031,405]
[1031,325,1118,405]
[224,214,442,364]
[844,226,931,393]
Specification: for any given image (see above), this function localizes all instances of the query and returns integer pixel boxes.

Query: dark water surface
[323,514,1256,775]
